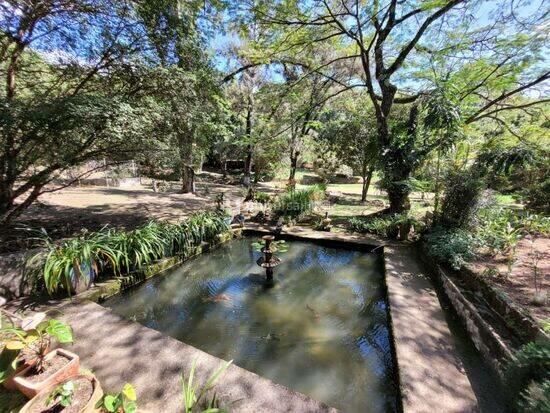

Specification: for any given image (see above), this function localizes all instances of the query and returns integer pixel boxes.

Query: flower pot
[14,348,80,399]
[2,343,51,391]
[19,373,103,413]
[69,260,98,294]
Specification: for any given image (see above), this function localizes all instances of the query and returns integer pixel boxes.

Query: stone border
[461,263,548,342]
[418,243,549,378]
[8,224,484,412]
[75,230,236,304]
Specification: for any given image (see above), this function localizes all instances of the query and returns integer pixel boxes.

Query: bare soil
[471,236,549,324]
[28,376,93,413]
[1,178,261,253]
[25,354,70,383]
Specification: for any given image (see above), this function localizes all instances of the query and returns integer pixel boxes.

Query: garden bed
[469,235,549,326]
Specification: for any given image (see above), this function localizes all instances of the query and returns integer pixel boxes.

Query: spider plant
[35,229,119,295]
[105,222,166,273]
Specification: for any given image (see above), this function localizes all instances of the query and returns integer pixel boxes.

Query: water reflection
[104,238,398,412]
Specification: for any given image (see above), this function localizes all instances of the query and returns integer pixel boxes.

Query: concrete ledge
[76,231,236,303]
[417,251,517,378]
[383,245,477,413]
[58,301,338,413]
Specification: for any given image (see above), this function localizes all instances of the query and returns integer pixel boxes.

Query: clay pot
[2,343,50,391]
[14,348,80,399]
[19,373,103,413]
[69,260,98,294]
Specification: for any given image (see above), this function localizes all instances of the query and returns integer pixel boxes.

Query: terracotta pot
[19,373,103,413]
[2,343,50,391]
[14,348,80,399]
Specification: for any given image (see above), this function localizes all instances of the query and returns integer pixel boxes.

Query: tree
[235,0,549,213]
[0,0,154,224]
[320,98,379,202]
[134,0,226,194]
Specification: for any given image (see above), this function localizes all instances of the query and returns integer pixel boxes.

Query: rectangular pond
[103,236,399,412]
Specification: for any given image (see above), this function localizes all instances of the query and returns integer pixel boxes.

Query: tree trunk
[243,144,253,187]
[288,149,299,189]
[361,167,374,203]
[381,105,418,214]
[179,132,195,194]
[243,94,254,187]
[433,147,442,215]
[181,165,195,193]
[221,158,228,178]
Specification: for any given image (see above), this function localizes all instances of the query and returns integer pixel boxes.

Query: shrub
[273,187,325,219]
[522,177,550,215]
[476,207,549,255]
[504,342,550,412]
[423,226,481,270]
[439,169,485,229]
[348,213,420,239]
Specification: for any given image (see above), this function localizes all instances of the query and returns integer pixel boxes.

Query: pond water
[103,237,399,412]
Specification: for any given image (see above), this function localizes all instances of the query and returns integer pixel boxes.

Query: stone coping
[57,301,338,413]
[5,225,482,412]
[240,224,479,412]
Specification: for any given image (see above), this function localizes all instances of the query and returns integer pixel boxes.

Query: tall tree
[0,0,153,224]
[237,0,549,212]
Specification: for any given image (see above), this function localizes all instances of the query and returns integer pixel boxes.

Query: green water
[103,237,399,412]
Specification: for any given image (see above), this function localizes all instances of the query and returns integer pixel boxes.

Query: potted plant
[29,228,119,295]
[95,383,137,413]
[3,318,79,398]
[19,373,103,413]
[1,312,51,389]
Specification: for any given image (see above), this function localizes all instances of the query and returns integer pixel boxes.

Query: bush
[504,342,550,412]
[273,187,325,219]
[439,169,485,229]
[348,213,421,239]
[522,177,550,214]
[423,226,481,270]
[475,207,549,254]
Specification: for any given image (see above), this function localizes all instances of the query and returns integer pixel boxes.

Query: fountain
[256,235,282,282]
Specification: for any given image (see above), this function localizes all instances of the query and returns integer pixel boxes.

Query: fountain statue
[256,235,282,282]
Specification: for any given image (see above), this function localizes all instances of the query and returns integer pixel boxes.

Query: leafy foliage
[181,359,232,413]
[348,214,420,239]
[522,178,550,215]
[423,227,481,270]
[504,342,550,412]
[438,169,485,229]
[29,212,230,296]
[96,383,137,413]
[46,381,75,408]
[272,187,325,220]
[0,318,73,381]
